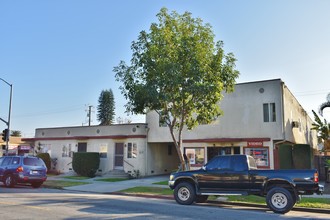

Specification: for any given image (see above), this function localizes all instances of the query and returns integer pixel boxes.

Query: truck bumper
[168,180,175,189]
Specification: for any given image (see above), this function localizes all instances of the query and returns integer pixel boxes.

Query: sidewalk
[47,174,169,193]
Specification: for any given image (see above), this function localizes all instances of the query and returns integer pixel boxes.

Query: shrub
[37,153,51,171]
[72,152,100,177]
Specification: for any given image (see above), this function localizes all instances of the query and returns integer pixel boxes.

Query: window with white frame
[263,103,276,122]
[127,143,137,158]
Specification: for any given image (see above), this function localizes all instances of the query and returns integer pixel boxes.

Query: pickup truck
[168,154,324,213]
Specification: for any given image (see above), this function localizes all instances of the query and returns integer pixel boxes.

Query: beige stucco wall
[282,84,317,147]
[146,143,180,175]
[147,79,284,143]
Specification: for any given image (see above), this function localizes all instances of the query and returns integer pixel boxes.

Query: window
[99,144,108,158]
[168,145,172,155]
[2,157,12,166]
[244,147,269,168]
[263,103,276,122]
[62,145,68,157]
[232,156,247,171]
[12,157,20,165]
[78,143,87,152]
[127,143,137,158]
[184,148,205,166]
[206,156,231,170]
[23,158,44,166]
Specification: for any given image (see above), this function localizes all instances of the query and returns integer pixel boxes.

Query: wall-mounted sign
[247,141,263,147]
[19,145,31,150]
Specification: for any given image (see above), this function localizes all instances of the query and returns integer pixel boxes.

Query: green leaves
[114,7,239,166]
[97,89,115,125]
[311,110,330,144]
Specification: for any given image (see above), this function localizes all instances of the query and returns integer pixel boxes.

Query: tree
[11,130,21,137]
[311,110,330,151]
[319,93,330,116]
[97,89,115,125]
[114,8,239,170]
[312,93,330,152]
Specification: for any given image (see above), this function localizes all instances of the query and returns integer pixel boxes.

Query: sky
[0,0,330,137]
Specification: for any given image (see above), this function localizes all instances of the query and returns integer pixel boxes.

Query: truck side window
[218,157,231,170]
[233,157,247,171]
[205,157,219,170]
[206,156,231,170]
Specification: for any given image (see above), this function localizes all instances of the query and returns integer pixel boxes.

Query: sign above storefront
[247,141,263,147]
[19,145,31,150]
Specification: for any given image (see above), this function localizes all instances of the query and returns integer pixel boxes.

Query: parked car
[169,154,324,214]
[0,155,47,188]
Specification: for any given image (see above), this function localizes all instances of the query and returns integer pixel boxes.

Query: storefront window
[185,148,205,166]
[244,147,269,168]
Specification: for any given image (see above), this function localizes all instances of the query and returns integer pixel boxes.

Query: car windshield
[23,158,44,166]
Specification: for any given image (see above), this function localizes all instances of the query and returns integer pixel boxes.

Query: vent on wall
[292,121,300,128]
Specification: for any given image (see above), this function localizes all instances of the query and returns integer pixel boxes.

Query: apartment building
[23,79,317,175]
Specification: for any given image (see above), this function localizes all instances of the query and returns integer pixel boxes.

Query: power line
[294,89,330,97]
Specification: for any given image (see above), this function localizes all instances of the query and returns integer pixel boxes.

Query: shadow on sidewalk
[324,182,330,194]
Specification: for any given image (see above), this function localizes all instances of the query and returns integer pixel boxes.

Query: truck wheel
[266,187,294,214]
[195,195,208,203]
[4,174,15,188]
[174,182,196,205]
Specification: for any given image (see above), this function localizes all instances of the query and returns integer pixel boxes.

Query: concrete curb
[107,192,330,214]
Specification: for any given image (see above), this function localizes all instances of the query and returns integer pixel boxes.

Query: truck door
[198,155,249,192]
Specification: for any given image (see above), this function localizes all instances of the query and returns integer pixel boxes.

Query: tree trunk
[169,125,186,171]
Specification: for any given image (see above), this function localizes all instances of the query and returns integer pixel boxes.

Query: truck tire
[174,182,196,205]
[266,187,294,214]
[4,174,15,188]
[195,195,208,203]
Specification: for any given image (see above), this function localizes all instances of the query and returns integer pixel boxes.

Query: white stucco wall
[34,123,149,175]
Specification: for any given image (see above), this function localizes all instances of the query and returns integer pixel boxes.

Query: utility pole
[88,105,92,126]
[84,105,94,126]
[0,78,12,156]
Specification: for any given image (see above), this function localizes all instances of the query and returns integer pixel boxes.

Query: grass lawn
[95,178,129,182]
[120,186,173,195]
[152,181,168,185]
